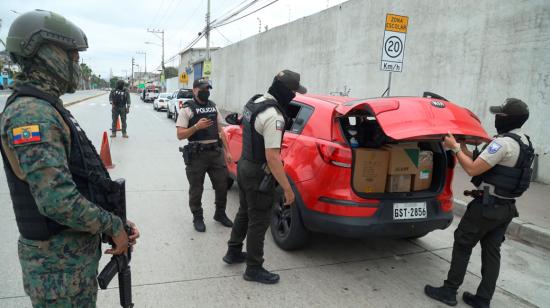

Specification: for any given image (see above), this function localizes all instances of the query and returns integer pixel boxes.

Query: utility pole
[136,51,147,86]
[131,57,135,88]
[206,0,211,61]
[147,28,165,89]
[136,51,147,75]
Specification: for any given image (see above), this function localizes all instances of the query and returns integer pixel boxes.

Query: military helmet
[6,9,88,58]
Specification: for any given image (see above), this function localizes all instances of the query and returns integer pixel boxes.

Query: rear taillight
[316,143,352,168]
[179,100,183,109]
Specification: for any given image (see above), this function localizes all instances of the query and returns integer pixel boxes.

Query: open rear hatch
[336,95,490,200]
[336,96,490,143]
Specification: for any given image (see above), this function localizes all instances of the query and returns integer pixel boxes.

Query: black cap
[193,78,212,90]
[489,98,529,116]
[276,70,307,94]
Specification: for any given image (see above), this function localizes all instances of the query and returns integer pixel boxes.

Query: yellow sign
[179,72,189,83]
[385,14,409,33]
[203,60,212,77]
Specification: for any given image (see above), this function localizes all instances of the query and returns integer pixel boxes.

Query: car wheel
[167,107,171,118]
[270,185,309,250]
[174,109,178,122]
[227,177,234,189]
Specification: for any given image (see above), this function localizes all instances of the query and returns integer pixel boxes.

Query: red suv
[223,93,489,250]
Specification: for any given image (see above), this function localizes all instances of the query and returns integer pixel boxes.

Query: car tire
[174,109,178,122]
[270,185,309,250]
[167,108,172,118]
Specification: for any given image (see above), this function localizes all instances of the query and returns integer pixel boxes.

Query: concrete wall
[165,77,179,93]
[210,0,550,183]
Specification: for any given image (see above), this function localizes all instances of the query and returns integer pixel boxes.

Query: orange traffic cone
[116,117,121,131]
[99,131,115,169]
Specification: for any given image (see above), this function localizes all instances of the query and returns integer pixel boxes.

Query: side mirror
[225,113,241,125]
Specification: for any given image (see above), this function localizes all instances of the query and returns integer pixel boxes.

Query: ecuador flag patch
[12,125,41,145]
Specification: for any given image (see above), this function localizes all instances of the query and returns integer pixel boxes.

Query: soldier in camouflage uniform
[109,79,130,138]
[1,10,139,307]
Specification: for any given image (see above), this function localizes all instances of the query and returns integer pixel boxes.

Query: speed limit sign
[381,14,409,72]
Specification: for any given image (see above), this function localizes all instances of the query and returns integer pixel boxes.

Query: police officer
[109,79,130,138]
[223,70,305,284]
[0,10,139,307]
[425,98,534,307]
[176,78,233,232]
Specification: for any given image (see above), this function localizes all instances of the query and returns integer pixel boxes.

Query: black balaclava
[495,114,528,134]
[116,80,125,90]
[197,90,210,102]
[268,78,295,109]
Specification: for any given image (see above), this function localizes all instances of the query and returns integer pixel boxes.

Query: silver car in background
[166,88,193,121]
[153,92,172,111]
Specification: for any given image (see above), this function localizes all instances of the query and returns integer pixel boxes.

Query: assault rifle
[97,179,134,308]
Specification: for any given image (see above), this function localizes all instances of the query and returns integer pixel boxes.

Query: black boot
[243,266,280,284]
[223,248,247,264]
[424,285,457,306]
[193,214,206,232]
[463,292,490,308]
[214,211,233,227]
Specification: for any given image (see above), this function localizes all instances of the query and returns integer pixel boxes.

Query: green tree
[79,63,92,90]
[164,66,178,79]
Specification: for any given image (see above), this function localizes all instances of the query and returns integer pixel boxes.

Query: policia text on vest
[176,79,234,233]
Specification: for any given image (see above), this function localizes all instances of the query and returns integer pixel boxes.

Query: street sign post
[380,13,409,96]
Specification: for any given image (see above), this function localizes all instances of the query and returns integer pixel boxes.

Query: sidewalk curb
[64,91,107,107]
[453,198,550,250]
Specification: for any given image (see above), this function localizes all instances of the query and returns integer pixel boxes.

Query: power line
[213,0,279,28]
[155,0,277,71]
[214,28,233,44]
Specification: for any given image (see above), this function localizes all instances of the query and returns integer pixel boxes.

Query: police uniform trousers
[185,147,228,216]
[228,159,275,267]
[444,196,518,301]
[111,105,127,134]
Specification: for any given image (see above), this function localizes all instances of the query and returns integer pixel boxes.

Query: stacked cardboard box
[353,144,433,193]
[412,151,434,191]
[353,148,389,193]
[384,143,419,192]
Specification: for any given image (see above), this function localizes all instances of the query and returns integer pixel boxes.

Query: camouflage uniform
[1,11,124,307]
[109,83,130,137]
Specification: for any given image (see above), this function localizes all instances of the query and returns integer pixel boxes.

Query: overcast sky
[0,0,347,80]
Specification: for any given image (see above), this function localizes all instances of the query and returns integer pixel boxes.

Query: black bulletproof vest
[472,133,535,198]
[111,89,127,106]
[187,99,219,142]
[0,85,117,240]
[241,94,286,164]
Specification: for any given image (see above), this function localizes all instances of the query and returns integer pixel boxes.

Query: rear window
[177,90,193,99]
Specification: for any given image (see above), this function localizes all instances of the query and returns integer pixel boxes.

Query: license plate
[393,202,427,220]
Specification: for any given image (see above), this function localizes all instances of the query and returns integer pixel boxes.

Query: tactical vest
[0,85,118,240]
[111,89,127,106]
[241,94,286,164]
[186,99,219,142]
[471,133,535,198]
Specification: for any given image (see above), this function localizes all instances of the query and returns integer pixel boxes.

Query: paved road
[1,94,549,308]
[0,89,106,111]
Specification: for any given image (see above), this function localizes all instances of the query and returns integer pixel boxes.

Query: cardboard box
[353,148,389,193]
[386,174,412,192]
[385,143,420,175]
[412,150,434,191]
